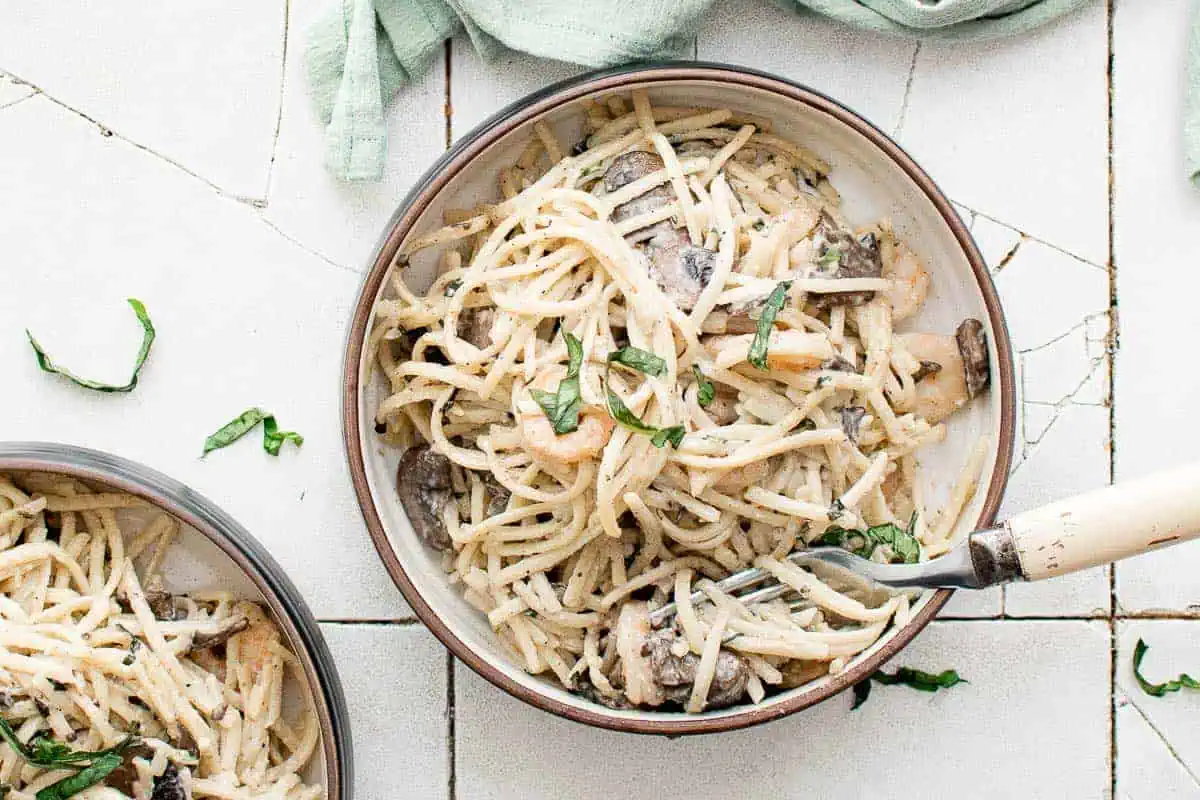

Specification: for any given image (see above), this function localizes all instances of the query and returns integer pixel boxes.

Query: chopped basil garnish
[202,408,304,457]
[26,298,155,393]
[608,346,666,378]
[747,281,791,370]
[852,667,965,709]
[0,717,136,775]
[752,219,766,231]
[530,331,584,435]
[692,365,715,407]
[35,752,123,800]
[1133,638,1200,697]
[604,387,685,448]
[443,279,463,297]
[814,512,920,564]
[817,246,843,267]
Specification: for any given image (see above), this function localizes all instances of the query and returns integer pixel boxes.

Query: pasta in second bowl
[345,64,1016,734]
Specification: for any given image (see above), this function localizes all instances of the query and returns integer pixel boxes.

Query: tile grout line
[954,200,1108,271]
[1106,1,1119,796]
[264,0,291,203]
[892,41,922,138]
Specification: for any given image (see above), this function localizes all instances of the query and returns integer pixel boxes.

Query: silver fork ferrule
[967,525,1025,587]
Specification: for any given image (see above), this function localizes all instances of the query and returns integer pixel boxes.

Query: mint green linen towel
[306,0,1094,181]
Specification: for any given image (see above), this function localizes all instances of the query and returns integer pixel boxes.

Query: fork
[650,461,1200,626]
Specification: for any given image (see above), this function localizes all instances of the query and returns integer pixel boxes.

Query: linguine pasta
[0,473,323,799]
[370,91,991,712]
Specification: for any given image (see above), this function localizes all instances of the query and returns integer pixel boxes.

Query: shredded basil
[202,409,304,457]
[35,752,123,800]
[817,246,843,267]
[26,298,155,393]
[1133,638,1200,697]
[443,279,463,297]
[814,513,920,564]
[692,365,715,407]
[530,331,584,435]
[604,387,685,449]
[0,718,136,771]
[608,346,666,377]
[752,219,767,231]
[747,281,791,370]
[852,667,965,709]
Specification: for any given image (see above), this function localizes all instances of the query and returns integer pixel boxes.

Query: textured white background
[0,0,1196,797]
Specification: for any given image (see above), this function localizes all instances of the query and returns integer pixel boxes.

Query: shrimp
[520,410,614,465]
[228,601,281,683]
[896,332,967,424]
[519,367,614,464]
[883,242,930,322]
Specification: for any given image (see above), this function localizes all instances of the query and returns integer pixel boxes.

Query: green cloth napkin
[306,0,1094,181]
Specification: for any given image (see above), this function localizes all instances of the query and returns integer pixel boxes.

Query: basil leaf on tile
[26,298,155,393]
[1133,638,1200,697]
[203,409,303,457]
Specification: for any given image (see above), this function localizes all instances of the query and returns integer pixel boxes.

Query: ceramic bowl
[0,442,352,794]
[343,63,1016,735]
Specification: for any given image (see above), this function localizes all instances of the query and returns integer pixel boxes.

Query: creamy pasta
[0,473,322,799]
[370,91,991,712]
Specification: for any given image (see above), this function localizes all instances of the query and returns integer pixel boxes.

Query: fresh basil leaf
[605,388,684,449]
[817,246,842,267]
[443,279,463,297]
[262,416,305,456]
[851,679,872,710]
[747,281,791,370]
[651,425,686,448]
[692,365,715,407]
[531,331,584,435]
[866,521,921,565]
[0,718,136,769]
[608,346,667,377]
[26,298,155,393]
[1133,638,1200,697]
[752,219,766,232]
[35,752,123,800]
[797,418,817,431]
[202,409,304,457]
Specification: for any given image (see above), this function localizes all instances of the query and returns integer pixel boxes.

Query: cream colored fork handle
[1007,462,1200,581]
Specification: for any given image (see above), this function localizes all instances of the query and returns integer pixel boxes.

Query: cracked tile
[0,72,36,107]
[1114,0,1200,614]
[0,1,285,199]
[1116,621,1200,797]
[0,94,410,620]
[697,0,915,134]
[320,624,448,799]
[263,0,447,270]
[455,620,1109,800]
[900,4,1107,265]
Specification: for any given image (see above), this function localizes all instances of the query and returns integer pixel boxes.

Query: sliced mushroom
[821,355,858,373]
[396,445,454,552]
[644,227,716,311]
[956,318,990,398]
[143,576,181,621]
[151,764,189,800]
[642,629,749,710]
[190,615,250,652]
[911,360,943,384]
[603,151,675,236]
[805,213,883,310]
[103,742,158,796]
[701,385,740,426]
[840,406,867,442]
[778,658,830,689]
[456,307,495,351]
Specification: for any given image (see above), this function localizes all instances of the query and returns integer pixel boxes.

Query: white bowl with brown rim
[342,63,1016,735]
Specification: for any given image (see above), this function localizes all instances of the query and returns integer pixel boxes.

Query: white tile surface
[901,4,1108,265]
[321,624,449,799]
[1113,0,1200,614]
[698,0,916,135]
[263,0,448,270]
[0,95,410,620]
[1115,621,1200,798]
[0,1,285,199]
[455,620,1110,800]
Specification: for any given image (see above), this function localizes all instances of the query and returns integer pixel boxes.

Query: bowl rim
[0,442,353,794]
[341,61,1017,735]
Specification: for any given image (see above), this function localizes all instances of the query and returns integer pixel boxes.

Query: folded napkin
[306,0,1094,181]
